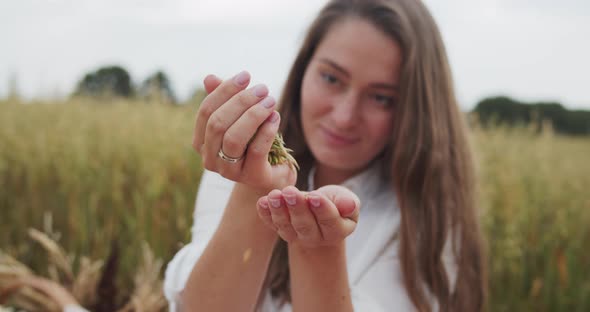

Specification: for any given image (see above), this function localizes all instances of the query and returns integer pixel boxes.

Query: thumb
[316,185,361,221]
[204,74,223,94]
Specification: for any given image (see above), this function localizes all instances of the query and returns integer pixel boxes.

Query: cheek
[300,76,318,142]
[367,114,394,147]
[300,73,313,114]
[301,77,329,121]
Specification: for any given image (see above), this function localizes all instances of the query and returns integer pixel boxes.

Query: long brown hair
[262,0,487,311]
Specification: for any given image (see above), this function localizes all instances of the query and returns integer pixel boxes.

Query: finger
[268,189,298,242]
[318,185,361,222]
[242,111,280,176]
[307,192,356,242]
[219,94,275,160]
[256,196,277,231]
[193,70,250,154]
[202,84,270,167]
[204,74,223,94]
[282,186,321,242]
[333,192,360,222]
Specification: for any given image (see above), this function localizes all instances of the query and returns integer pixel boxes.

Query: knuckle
[207,114,226,133]
[198,100,215,119]
[220,82,240,98]
[248,143,267,158]
[236,90,255,108]
[259,119,276,136]
[245,105,268,121]
[223,133,243,152]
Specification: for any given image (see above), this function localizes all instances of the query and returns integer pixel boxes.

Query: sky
[1,0,589,110]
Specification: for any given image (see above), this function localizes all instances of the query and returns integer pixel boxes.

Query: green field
[1,98,589,311]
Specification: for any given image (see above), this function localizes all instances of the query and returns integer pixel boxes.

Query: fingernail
[259,200,269,209]
[269,198,281,208]
[283,194,296,206]
[233,71,249,86]
[259,97,275,109]
[204,74,219,83]
[308,195,320,208]
[252,84,268,98]
[267,111,279,123]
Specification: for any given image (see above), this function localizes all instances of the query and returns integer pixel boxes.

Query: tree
[473,96,590,136]
[73,66,134,98]
[139,71,176,104]
[473,96,531,126]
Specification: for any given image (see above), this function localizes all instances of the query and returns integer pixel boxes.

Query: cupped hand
[256,185,361,248]
[193,71,296,193]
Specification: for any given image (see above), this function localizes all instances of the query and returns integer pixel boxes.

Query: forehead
[312,17,402,84]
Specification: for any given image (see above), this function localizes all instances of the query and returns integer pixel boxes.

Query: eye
[320,72,339,85]
[370,93,396,108]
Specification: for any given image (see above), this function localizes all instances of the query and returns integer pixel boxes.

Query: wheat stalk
[0,253,58,311]
[27,228,74,284]
[268,133,299,171]
[0,231,170,312]
[71,256,103,307]
[0,253,33,280]
[117,242,166,312]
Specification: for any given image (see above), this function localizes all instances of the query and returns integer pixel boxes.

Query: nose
[330,91,359,129]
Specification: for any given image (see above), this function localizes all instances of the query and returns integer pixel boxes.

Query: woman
[165,0,487,311]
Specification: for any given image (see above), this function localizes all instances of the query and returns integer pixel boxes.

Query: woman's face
[301,17,402,180]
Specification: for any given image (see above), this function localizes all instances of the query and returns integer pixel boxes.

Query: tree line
[72,65,205,105]
[473,96,590,136]
[70,65,589,136]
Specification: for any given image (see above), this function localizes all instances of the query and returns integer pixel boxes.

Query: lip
[320,126,360,146]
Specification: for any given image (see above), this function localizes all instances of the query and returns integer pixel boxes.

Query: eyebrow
[318,58,399,91]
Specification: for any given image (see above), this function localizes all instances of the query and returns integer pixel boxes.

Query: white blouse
[164,162,457,311]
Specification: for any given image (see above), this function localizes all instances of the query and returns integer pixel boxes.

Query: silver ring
[218,149,244,163]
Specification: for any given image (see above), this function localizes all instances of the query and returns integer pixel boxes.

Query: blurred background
[0,0,588,311]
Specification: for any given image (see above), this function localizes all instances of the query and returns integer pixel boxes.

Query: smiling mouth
[320,126,360,145]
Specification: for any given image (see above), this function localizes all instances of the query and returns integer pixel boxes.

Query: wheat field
[0,98,588,311]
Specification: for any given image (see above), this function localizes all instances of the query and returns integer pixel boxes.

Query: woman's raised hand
[193,71,296,193]
[256,185,361,248]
